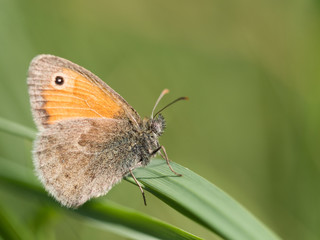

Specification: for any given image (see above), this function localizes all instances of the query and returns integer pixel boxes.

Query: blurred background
[0,0,320,239]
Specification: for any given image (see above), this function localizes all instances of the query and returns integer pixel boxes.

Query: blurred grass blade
[0,202,33,240]
[0,117,36,140]
[0,157,202,240]
[128,160,281,240]
[78,201,202,240]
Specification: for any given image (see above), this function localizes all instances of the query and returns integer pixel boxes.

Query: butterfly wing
[27,54,141,129]
[27,55,144,207]
[34,118,140,208]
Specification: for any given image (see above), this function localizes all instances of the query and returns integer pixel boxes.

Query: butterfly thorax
[138,114,166,166]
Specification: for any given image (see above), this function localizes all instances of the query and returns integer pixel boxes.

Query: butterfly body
[28,55,167,208]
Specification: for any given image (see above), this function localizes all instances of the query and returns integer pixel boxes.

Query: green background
[0,0,319,239]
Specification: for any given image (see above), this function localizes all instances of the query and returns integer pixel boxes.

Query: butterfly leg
[159,146,182,177]
[129,169,147,206]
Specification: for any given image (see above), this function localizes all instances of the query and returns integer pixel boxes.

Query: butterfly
[27,54,187,208]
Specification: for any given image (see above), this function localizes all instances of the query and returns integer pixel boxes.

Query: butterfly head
[150,114,166,136]
[142,114,166,137]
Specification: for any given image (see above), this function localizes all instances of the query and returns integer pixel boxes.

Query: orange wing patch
[42,68,125,124]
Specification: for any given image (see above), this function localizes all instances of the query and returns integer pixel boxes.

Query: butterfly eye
[55,76,64,85]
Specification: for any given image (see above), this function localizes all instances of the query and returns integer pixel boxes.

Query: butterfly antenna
[154,96,189,118]
[151,89,170,119]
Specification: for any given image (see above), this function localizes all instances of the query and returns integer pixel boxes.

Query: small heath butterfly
[27,55,187,208]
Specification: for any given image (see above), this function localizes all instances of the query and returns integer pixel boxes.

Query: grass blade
[128,160,281,240]
[0,157,202,240]
[0,117,36,140]
[0,119,281,240]
[0,203,33,240]
[77,201,202,240]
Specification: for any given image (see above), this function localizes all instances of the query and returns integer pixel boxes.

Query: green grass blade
[128,160,281,240]
[0,207,22,240]
[0,203,33,240]
[0,157,202,240]
[0,119,281,240]
[0,117,36,140]
[77,201,202,240]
